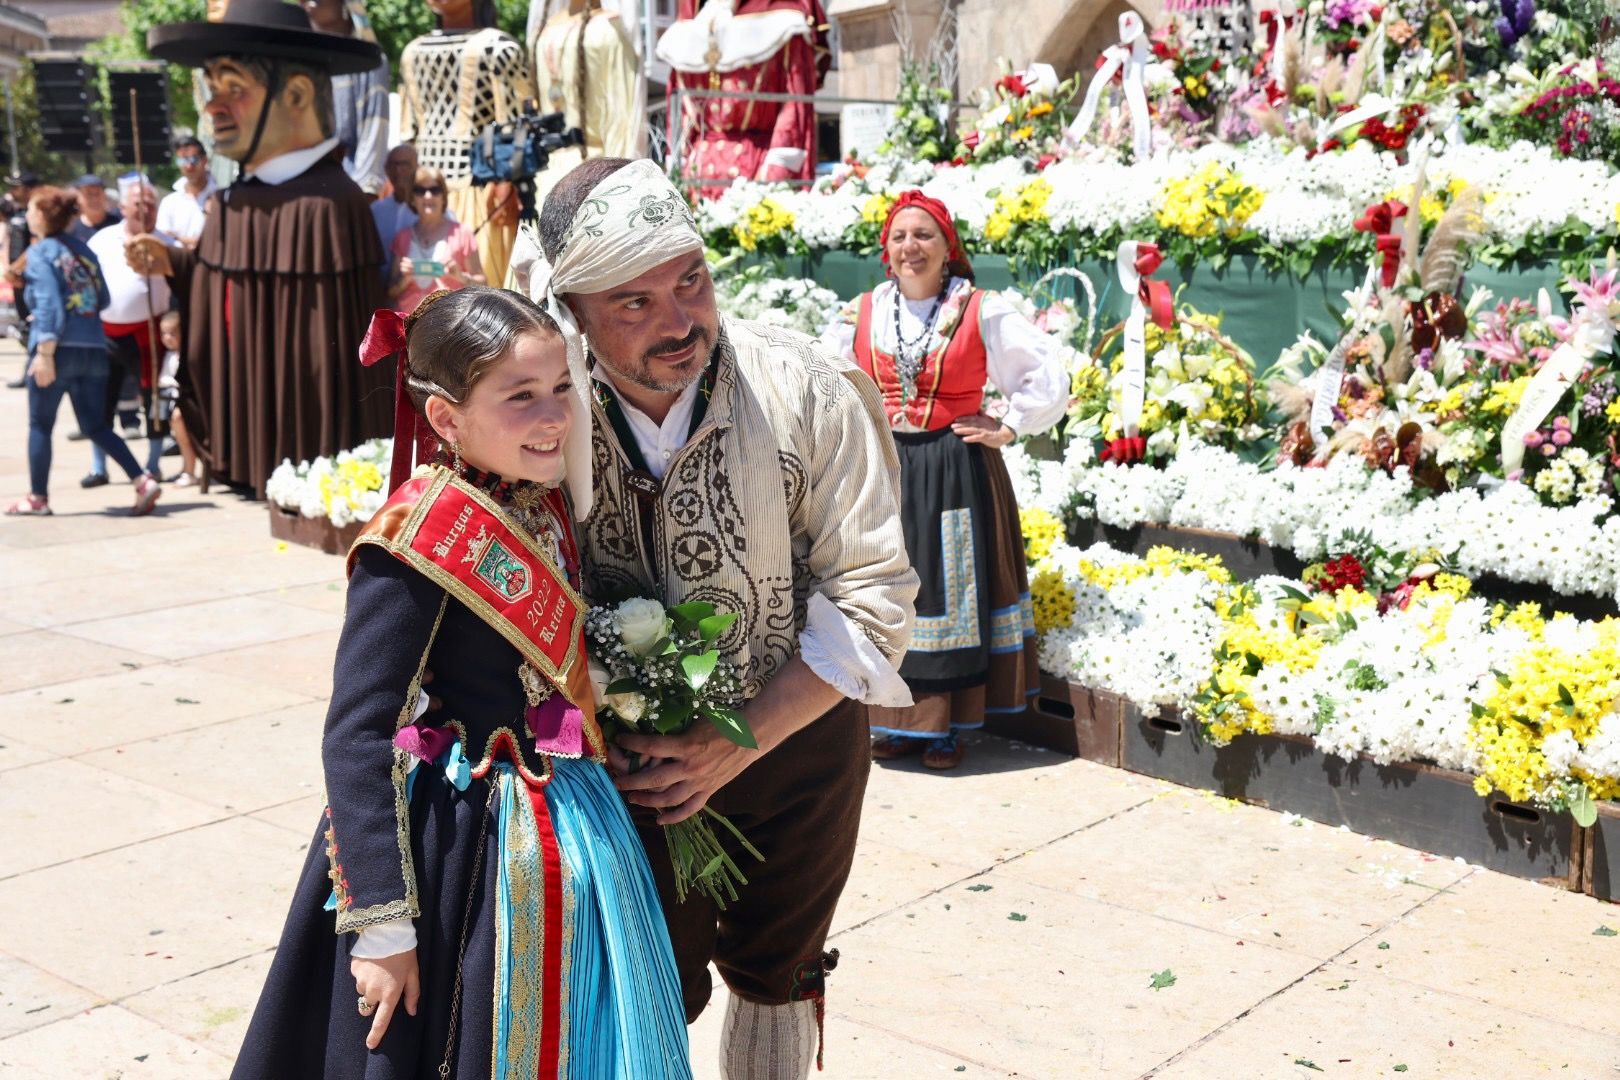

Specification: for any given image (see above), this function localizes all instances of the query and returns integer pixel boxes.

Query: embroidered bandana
[529,159,705,522]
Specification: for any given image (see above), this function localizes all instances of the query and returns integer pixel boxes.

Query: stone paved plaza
[0,338,1616,1078]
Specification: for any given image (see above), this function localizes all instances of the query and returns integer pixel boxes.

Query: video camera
[469,102,584,188]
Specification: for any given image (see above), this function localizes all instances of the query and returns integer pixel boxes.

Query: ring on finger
[357,995,375,1016]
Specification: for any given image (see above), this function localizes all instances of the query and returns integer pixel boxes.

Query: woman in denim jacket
[7,185,160,516]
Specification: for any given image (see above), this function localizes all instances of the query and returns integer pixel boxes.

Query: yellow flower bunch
[733,197,795,253]
[1027,101,1054,118]
[1030,566,1075,635]
[1143,545,1232,585]
[1019,507,1065,563]
[319,456,384,516]
[1470,618,1620,803]
[983,177,1053,244]
[1155,162,1265,239]
[1606,399,1620,426]
[861,192,895,226]
[1481,375,1531,416]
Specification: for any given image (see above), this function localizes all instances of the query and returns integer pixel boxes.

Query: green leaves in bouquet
[656,698,693,735]
[701,704,758,749]
[681,651,718,691]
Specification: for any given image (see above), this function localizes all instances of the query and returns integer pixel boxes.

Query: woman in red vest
[822,191,1069,769]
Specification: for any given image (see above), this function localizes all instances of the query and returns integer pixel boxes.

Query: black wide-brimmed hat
[148,0,382,75]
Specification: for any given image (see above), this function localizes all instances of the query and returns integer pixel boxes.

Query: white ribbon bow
[1115,240,1151,437]
[1064,12,1151,160]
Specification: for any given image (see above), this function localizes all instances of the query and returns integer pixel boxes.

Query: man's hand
[609,721,762,826]
[125,235,174,277]
[352,949,419,1051]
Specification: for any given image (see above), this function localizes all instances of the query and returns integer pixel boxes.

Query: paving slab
[834,838,982,935]
[77,702,326,814]
[179,629,344,699]
[862,737,1159,866]
[1148,959,1620,1079]
[0,665,314,756]
[0,952,100,1040]
[248,794,326,838]
[829,871,1322,1078]
[0,758,226,878]
[263,578,350,615]
[0,1004,232,1080]
[64,595,343,661]
[122,950,275,1060]
[1337,869,1620,1025]
[0,630,160,694]
[0,818,304,1000]
[4,569,233,630]
[1000,788,1472,962]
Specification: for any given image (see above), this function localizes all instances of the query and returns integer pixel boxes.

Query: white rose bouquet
[586,598,763,906]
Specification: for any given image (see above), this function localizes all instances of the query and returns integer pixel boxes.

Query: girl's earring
[450,440,462,471]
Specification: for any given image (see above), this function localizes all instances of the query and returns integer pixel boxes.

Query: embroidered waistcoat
[853,287,988,431]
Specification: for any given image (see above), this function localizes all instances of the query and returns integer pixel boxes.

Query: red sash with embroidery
[349,468,593,718]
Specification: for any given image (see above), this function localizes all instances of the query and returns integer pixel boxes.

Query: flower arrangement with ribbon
[1100,241,1173,464]
[1353,199,1407,288]
[1064,12,1153,160]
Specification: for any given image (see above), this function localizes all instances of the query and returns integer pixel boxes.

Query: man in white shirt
[86,176,178,484]
[154,136,218,249]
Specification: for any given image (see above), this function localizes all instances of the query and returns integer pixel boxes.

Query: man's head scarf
[528,159,705,521]
[879,190,973,282]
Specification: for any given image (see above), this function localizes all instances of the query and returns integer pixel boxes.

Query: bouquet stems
[665,806,765,908]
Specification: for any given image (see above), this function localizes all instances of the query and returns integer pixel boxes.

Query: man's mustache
[644,326,707,361]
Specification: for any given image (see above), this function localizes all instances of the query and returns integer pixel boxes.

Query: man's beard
[602,325,714,394]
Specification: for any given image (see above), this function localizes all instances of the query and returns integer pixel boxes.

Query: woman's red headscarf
[880,190,974,282]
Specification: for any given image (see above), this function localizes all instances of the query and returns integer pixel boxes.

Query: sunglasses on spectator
[176,155,202,166]
[416,185,446,196]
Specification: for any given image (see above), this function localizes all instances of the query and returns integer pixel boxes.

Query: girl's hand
[951,412,1015,448]
[352,948,420,1050]
[26,352,55,389]
[397,256,414,280]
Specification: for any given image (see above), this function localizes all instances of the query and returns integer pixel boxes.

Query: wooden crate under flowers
[983,674,1122,766]
[268,503,364,556]
[1118,701,1578,886]
[1572,802,1620,902]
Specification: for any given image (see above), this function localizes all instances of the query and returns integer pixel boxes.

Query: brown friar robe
[170,147,390,496]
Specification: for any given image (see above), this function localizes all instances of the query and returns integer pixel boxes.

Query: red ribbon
[1354,200,1407,288]
[359,307,433,496]
[1133,243,1174,330]
[1099,436,1147,465]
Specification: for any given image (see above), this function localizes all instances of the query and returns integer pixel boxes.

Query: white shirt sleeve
[979,290,1070,437]
[352,917,417,958]
[818,307,858,363]
[798,593,913,707]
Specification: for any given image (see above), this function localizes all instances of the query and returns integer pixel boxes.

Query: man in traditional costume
[528,157,918,1079]
[128,0,390,496]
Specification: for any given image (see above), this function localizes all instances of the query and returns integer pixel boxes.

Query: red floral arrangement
[1356,103,1427,151]
[1314,554,1368,593]
[1513,65,1620,158]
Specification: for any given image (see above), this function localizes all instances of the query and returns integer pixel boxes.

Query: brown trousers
[633,698,870,1022]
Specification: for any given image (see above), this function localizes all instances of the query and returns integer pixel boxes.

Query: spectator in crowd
[155,136,218,249]
[387,165,483,314]
[370,142,418,246]
[86,176,178,486]
[68,175,122,243]
[5,171,40,385]
[6,186,160,516]
[304,0,390,198]
[155,309,200,486]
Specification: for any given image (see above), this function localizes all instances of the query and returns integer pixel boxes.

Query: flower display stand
[1574,802,1620,902]
[268,503,364,556]
[983,674,1122,766]
[1119,702,1577,884]
[1065,520,1618,621]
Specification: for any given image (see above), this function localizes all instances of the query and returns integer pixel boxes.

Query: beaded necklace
[890,278,950,404]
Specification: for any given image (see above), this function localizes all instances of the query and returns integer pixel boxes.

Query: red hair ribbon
[359,307,433,496]
[1133,243,1174,330]
[1099,435,1147,465]
[1354,200,1407,288]
[880,190,969,278]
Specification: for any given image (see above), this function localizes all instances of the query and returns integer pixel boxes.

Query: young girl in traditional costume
[233,286,691,1079]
